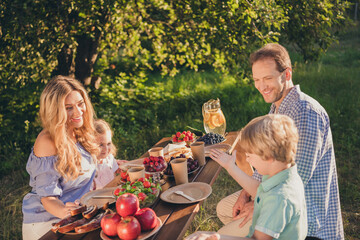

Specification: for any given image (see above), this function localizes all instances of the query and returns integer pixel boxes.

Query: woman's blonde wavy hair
[94,119,117,157]
[39,75,99,180]
[239,114,298,165]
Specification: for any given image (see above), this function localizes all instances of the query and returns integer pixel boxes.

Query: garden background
[0,1,359,239]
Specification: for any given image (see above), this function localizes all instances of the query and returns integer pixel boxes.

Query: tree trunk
[51,44,75,77]
[74,30,102,88]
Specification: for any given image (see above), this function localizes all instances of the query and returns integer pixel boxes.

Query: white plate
[80,187,117,208]
[100,217,163,240]
[160,182,212,204]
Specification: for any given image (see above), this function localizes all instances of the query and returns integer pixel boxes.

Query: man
[216,43,344,240]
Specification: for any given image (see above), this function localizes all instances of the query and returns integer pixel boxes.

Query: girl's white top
[93,154,119,190]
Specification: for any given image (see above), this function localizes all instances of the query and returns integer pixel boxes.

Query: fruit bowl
[172,131,197,146]
[163,155,200,177]
[143,156,167,173]
[196,132,226,146]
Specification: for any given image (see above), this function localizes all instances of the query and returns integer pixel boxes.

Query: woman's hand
[209,149,237,170]
[41,196,80,219]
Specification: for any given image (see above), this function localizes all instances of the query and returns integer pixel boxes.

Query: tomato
[113,188,120,196]
[117,216,141,240]
[138,192,147,201]
[151,187,158,195]
[143,181,151,188]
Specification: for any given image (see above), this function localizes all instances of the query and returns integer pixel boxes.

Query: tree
[1,0,349,85]
[278,0,350,61]
[0,0,350,175]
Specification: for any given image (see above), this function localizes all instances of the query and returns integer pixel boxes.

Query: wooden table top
[40,131,253,240]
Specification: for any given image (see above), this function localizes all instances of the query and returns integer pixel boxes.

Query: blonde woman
[22,76,99,240]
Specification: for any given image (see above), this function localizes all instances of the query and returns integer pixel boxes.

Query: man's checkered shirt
[252,85,344,239]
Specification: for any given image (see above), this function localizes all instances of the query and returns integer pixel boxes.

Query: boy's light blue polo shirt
[247,165,307,239]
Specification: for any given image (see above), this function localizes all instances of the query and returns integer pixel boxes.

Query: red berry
[120,171,128,180]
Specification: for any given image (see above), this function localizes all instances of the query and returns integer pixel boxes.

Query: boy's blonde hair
[94,119,117,157]
[239,114,298,164]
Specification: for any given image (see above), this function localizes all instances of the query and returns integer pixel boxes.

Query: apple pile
[101,193,158,239]
[143,156,167,172]
[172,131,196,144]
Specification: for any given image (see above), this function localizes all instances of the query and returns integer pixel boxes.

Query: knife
[227,130,241,155]
[92,195,115,199]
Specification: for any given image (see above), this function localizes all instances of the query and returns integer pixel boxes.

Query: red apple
[116,193,139,217]
[134,208,157,231]
[117,216,141,240]
[101,213,122,237]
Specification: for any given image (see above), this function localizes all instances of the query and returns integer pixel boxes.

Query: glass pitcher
[202,98,226,136]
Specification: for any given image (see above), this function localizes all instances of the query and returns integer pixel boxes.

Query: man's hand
[232,190,254,227]
[185,231,220,240]
[210,149,237,170]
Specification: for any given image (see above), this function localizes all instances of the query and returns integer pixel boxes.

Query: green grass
[1,24,359,239]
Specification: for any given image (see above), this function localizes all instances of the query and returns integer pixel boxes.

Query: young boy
[186,114,307,240]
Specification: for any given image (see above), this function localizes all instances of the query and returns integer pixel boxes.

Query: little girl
[93,119,127,190]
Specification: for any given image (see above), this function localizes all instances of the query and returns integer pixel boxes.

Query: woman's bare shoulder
[34,130,57,157]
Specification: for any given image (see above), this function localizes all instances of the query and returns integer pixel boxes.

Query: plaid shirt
[252,85,344,239]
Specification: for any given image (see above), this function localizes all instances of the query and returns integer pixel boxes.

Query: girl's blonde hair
[239,114,298,164]
[94,119,117,157]
[39,75,99,180]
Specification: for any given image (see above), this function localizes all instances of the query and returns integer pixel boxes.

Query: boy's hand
[233,190,254,227]
[234,201,254,227]
[209,149,237,170]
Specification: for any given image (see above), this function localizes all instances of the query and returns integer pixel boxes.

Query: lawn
[0,24,359,239]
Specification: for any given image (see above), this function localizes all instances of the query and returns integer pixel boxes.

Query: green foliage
[278,0,351,61]
[0,1,350,175]
[1,24,359,239]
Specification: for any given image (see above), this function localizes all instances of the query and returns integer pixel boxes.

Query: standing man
[216,43,344,240]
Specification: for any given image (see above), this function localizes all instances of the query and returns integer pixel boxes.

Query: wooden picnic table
[40,131,253,240]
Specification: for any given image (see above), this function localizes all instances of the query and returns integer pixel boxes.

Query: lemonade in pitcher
[202,98,226,136]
